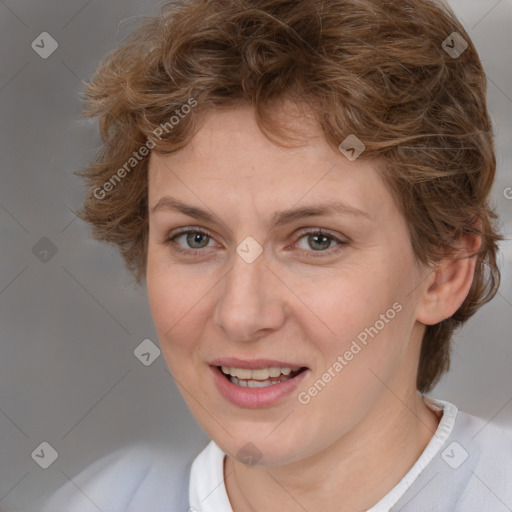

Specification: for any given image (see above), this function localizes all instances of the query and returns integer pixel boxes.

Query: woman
[45,0,512,510]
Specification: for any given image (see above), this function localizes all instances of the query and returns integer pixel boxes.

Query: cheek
[146,252,207,363]
[293,276,410,445]
[292,263,399,345]
[294,255,413,387]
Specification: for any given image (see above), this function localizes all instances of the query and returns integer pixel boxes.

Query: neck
[224,392,441,512]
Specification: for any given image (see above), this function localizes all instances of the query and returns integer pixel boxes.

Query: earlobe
[416,232,481,326]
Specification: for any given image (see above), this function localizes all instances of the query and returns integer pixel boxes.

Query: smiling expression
[145,104,430,465]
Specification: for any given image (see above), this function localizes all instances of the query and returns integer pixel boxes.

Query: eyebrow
[150,197,371,228]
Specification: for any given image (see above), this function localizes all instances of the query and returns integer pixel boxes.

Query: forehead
[147,106,394,224]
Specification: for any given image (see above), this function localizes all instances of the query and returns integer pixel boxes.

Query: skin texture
[146,104,479,511]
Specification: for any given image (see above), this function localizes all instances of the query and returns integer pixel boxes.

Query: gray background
[0,0,511,510]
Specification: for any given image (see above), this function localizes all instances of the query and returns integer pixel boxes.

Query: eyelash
[164,227,348,258]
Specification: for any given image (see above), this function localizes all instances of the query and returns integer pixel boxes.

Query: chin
[212,426,310,467]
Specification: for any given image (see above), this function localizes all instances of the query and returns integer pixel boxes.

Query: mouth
[209,359,311,408]
[214,365,308,388]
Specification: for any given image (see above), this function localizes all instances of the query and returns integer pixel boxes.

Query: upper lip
[209,357,308,371]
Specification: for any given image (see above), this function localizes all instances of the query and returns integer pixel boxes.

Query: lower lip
[210,365,310,409]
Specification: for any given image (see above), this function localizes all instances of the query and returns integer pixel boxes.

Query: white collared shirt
[189,397,512,511]
[44,396,512,511]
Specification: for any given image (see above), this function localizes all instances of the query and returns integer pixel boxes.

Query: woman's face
[146,105,428,465]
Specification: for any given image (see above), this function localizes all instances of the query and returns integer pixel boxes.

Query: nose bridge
[213,247,284,340]
[222,249,269,314]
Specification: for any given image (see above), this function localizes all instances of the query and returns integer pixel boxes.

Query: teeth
[235,368,253,379]
[247,379,276,388]
[230,376,289,388]
[221,366,297,380]
[268,367,281,377]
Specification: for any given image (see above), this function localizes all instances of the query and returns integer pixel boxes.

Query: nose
[212,249,287,342]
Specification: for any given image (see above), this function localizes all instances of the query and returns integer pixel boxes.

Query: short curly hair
[75,0,503,393]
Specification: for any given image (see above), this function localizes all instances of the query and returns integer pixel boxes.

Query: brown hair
[75,0,503,392]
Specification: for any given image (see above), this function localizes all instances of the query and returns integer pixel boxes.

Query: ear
[416,228,482,326]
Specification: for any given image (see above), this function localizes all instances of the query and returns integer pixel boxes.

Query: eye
[293,229,347,257]
[164,227,348,258]
[165,228,216,254]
